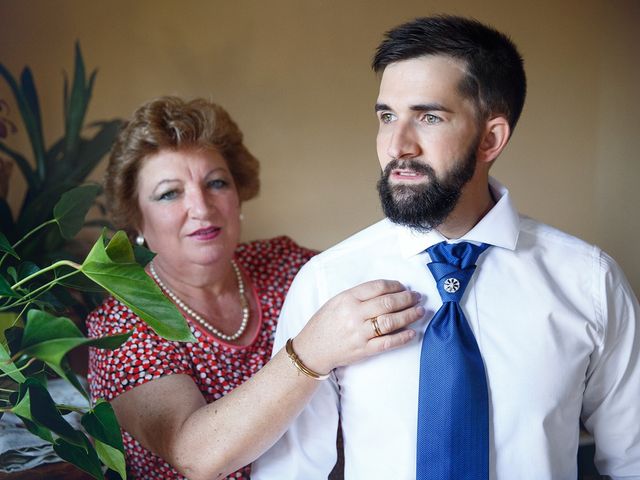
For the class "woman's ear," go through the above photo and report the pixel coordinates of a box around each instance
[477,116,511,165]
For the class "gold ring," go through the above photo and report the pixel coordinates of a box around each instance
[370,317,383,337]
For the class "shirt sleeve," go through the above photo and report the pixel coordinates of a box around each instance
[252,259,341,479]
[582,251,640,479]
[87,298,193,402]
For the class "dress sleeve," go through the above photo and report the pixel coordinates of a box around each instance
[582,251,640,479]
[252,259,341,479]
[87,298,193,402]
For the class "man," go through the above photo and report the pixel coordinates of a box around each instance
[252,15,640,480]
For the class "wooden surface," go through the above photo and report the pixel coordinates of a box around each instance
[0,462,93,480]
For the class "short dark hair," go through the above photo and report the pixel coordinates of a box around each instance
[105,96,260,233]
[372,15,527,131]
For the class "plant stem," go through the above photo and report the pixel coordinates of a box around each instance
[0,252,8,268]
[3,269,81,311]
[10,219,57,251]
[56,403,87,414]
[11,259,81,291]
[7,355,36,369]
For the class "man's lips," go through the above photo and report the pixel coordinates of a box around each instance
[390,169,427,181]
[188,226,221,239]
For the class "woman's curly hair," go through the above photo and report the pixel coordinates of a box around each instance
[104,96,260,234]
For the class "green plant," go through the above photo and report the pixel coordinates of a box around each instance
[0,185,195,479]
[0,42,121,266]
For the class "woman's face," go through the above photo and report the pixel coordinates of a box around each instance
[136,147,241,270]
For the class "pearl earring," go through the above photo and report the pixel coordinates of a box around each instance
[135,234,145,246]
[239,213,245,221]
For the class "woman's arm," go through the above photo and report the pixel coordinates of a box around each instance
[110,279,422,480]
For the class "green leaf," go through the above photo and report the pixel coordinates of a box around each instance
[13,378,84,445]
[94,439,126,479]
[0,312,21,345]
[133,244,155,267]
[82,261,193,341]
[65,120,121,185]
[105,231,136,263]
[0,63,44,191]
[0,341,25,383]
[20,311,131,397]
[0,198,15,238]
[0,232,19,259]
[20,67,46,180]
[58,272,104,293]
[0,140,39,193]
[57,356,90,399]
[54,436,105,480]
[22,310,83,349]
[53,184,101,239]
[22,334,131,364]
[15,184,68,237]
[17,261,39,280]
[64,42,90,163]
[45,137,65,178]
[81,400,124,451]
[81,232,193,342]
[23,417,55,443]
[0,273,19,298]
[6,267,17,282]
[4,325,23,355]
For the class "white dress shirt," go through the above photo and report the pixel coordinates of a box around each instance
[252,179,640,480]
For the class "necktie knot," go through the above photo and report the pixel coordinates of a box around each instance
[426,241,489,303]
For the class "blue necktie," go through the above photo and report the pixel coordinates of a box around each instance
[416,241,491,480]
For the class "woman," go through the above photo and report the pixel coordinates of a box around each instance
[87,97,422,479]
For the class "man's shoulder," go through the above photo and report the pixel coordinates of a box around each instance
[311,218,398,265]
[518,215,598,255]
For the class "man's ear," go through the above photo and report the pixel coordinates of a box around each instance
[477,116,510,164]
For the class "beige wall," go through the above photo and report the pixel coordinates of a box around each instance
[1,0,639,294]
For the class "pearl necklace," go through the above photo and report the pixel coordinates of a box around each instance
[149,260,250,342]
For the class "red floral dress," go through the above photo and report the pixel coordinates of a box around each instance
[87,237,316,479]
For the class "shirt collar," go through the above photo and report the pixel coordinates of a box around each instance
[395,177,520,258]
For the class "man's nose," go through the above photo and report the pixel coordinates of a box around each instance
[387,123,420,159]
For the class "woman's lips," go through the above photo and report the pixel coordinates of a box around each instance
[188,226,221,240]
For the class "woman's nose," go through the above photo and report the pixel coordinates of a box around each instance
[187,188,213,218]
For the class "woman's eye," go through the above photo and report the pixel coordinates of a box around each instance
[158,190,178,201]
[207,179,228,189]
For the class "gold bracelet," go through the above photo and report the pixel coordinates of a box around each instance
[285,338,330,381]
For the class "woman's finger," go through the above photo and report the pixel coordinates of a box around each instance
[371,304,424,336]
[348,279,407,301]
[358,289,421,320]
[366,328,417,354]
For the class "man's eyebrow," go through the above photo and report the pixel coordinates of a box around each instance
[374,102,453,113]
[410,103,453,113]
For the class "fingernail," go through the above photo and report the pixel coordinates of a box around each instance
[412,291,422,301]
[416,305,425,316]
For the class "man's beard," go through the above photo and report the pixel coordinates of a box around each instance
[376,144,478,232]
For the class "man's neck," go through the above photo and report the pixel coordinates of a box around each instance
[436,182,495,239]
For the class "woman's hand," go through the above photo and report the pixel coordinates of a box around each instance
[291,279,423,375]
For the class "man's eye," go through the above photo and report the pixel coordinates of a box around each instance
[423,114,441,124]
[208,179,228,189]
[379,113,395,124]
